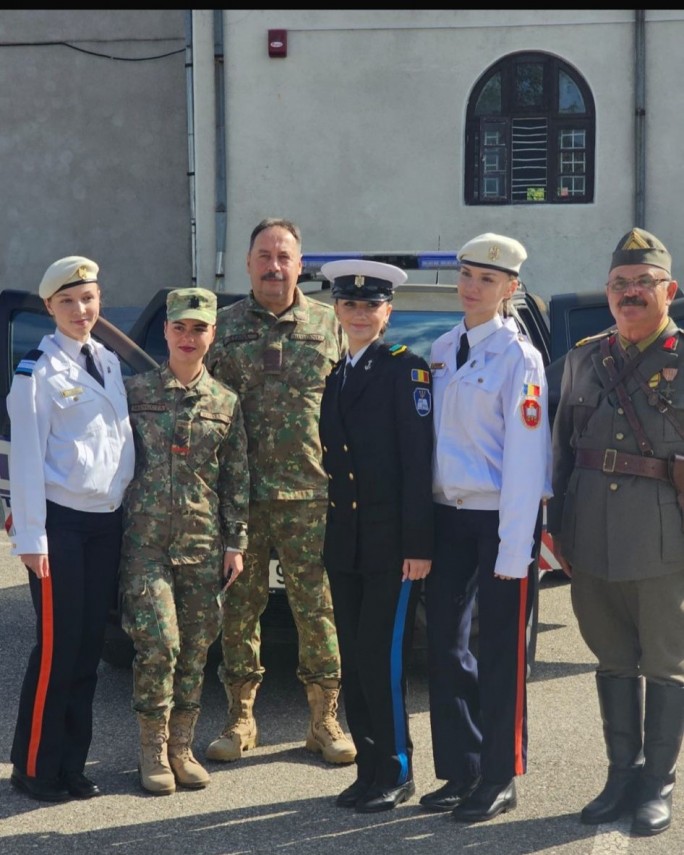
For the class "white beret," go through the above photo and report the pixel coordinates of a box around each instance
[458,233,527,276]
[39,255,99,299]
[321,259,407,302]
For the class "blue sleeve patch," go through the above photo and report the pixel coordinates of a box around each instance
[414,387,432,416]
[14,348,44,377]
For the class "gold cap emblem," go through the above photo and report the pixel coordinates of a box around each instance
[77,265,89,280]
[354,275,365,288]
[488,245,501,262]
[621,229,651,250]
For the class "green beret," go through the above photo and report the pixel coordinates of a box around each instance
[610,227,671,274]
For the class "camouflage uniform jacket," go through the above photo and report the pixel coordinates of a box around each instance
[207,288,346,502]
[122,363,249,564]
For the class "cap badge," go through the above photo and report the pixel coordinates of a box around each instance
[189,296,200,308]
[622,229,650,250]
[488,245,500,262]
[354,275,365,288]
[77,265,88,280]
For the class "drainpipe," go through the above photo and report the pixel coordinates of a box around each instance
[214,10,227,292]
[184,11,197,285]
[634,9,646,228]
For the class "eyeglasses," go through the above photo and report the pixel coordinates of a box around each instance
[605,275,671,293]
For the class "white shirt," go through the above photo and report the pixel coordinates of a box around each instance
[430,315,552,578]
[7,330,135,554]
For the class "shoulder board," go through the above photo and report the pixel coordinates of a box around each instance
[388,343,408,357]
[14,348,44,377]
[573,329,615,349]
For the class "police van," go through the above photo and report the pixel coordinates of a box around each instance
[0,252,581,670]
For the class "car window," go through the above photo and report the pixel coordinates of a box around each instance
[385,310,462,361]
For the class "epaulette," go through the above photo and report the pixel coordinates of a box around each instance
[14,349,44,377]
[388,343,408,357]
[573,329,615,349]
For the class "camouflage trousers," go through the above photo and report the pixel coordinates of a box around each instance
[219,499,341,686]
[121,556,222,717]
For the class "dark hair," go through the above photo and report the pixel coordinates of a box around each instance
[249,218,302,251]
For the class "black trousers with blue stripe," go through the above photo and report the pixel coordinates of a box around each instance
[327,567,420,788]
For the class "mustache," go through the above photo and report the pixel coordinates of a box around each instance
[619,295,647,307]
[261,272,285,281]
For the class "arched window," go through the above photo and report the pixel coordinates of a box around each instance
[464,52,595,205]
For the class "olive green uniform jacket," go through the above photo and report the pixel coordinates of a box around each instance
[547,319,684,581]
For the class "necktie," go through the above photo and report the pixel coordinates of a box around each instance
[81,343,105,386]
[456,332,470,369]
[341,359,352,388]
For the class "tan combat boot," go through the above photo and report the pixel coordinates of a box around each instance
[167,709,211,789]
[205,679,260,762]
[137,713,176,795]
[305,679,356,765]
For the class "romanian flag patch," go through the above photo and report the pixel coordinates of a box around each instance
[411,368,430,383]
[522,383,541,397]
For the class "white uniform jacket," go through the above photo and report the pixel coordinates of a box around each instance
[7,331,134,555]
[431,315,552,578]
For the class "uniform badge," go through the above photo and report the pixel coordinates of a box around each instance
[522,382,541,397]
[430,362,445,370]
[411,368,430,383]
[354,275,365,288]
[61,386,84,398]
[521,397,542,428]
[414,387,432,417]
[648,373,661,389]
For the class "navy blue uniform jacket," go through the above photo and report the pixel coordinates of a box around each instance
[319,340,434,574]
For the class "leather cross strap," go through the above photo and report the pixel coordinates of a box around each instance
[575,447,669,481]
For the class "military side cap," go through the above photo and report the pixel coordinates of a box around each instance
[458,232,527,276]
[166,287,217,323]
[39,255,99,299]
[610,227,671,274]
[320,259,407,302]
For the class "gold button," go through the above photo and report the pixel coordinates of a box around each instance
[331,501,336,508]
[349,472,354,480]
[457,499,463,505]
[609,483,619,491]
[352,501,357,509]
[617,408,624,415]
[323,445,327,452]
[615,433,624,441]
[343,444,348,452]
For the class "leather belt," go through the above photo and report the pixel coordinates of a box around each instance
[575,448,669,481]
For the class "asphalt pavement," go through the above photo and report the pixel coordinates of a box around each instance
[1,530,683,855]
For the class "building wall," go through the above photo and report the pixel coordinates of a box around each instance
[206,9,684,300]
[1,10,683,307]
[0,9,189,306]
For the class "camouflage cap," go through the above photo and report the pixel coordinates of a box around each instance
[39,255,99,299]
[610,227,672,274]
[166,287,217,323]
[458,233,527,276]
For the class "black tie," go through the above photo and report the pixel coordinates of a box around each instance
[456,332,470,369]
[81,343,104,386]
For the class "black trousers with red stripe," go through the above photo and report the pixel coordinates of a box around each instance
[424,503,540,785]
[11,501,122,780]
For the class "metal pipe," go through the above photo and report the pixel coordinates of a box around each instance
[634,9,646,227]
[184,11,197,285]
[213,9,227,292]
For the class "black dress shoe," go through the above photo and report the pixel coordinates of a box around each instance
[61,772,102,799]
[336,778,373,808]
[451,779,516,822]
[10,767,69,803]
[355,779,415,813]
[420,777,482,812]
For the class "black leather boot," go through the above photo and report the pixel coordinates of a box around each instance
[632,682,684,837]
[581,674,644,825]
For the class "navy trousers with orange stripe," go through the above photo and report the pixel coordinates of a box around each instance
[11,501,122,780]
[425,503,540,785]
